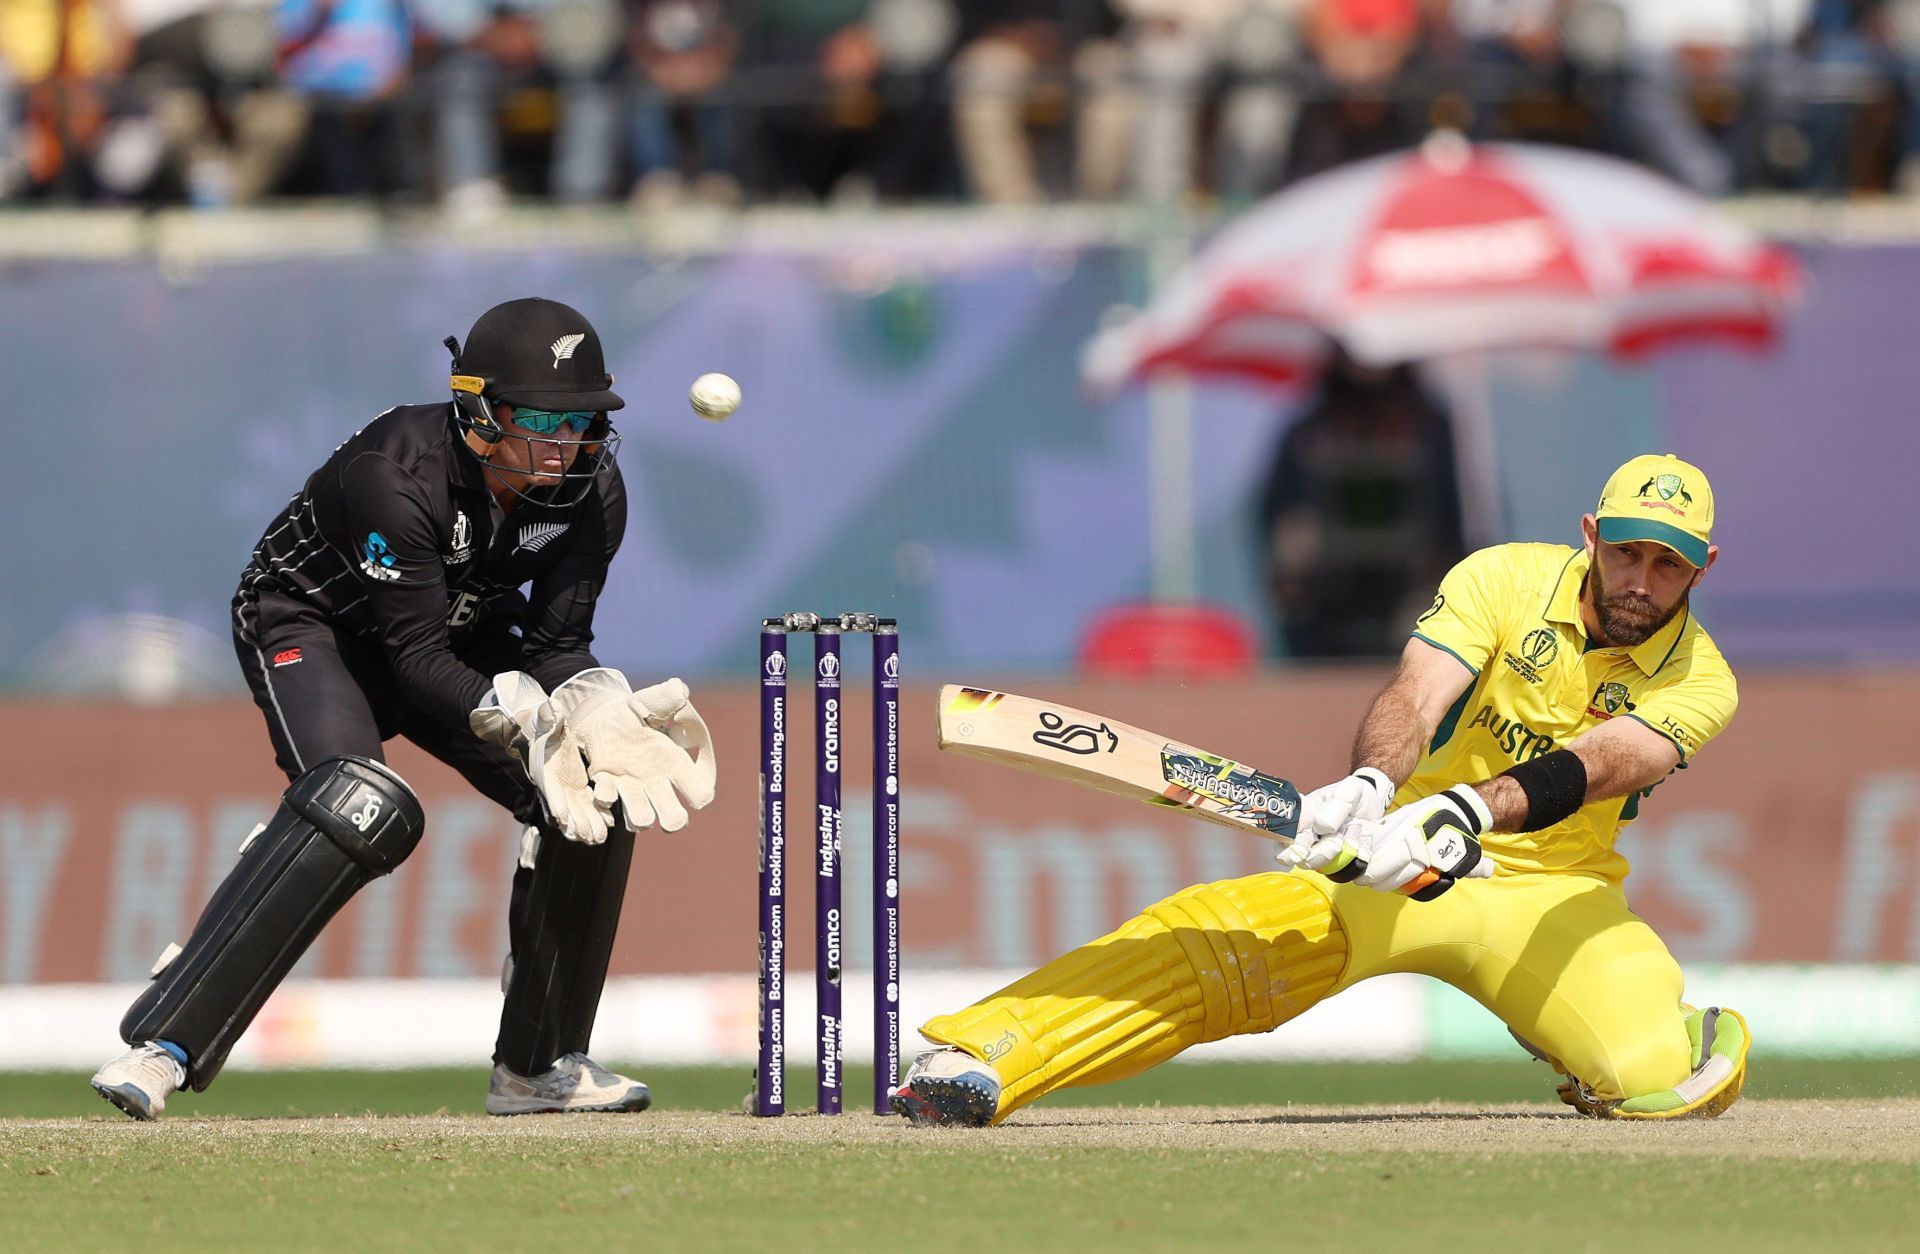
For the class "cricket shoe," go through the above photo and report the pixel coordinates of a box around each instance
[485,1052,652,1116]
[91,1042,186,1121]
[888,1048,1001,1127]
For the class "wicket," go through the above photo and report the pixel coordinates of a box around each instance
[756,612,901,1116]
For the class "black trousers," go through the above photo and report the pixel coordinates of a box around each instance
[230,595,631,1074]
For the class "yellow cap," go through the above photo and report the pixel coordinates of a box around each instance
[1594,454,1714,567]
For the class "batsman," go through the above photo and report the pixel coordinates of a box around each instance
[91,298,716,1119]
[893,454,1748,1124]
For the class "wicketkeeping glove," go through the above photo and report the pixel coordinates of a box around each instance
[549,669,717,835]
[1326,786,1495,899]
[469,671,612,845]
[1275,767,1395,871]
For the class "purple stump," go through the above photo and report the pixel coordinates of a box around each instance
[814,626,843,1114]
[872,622,901,1113]
[755,623,788,1117]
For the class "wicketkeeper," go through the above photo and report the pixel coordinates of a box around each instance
[892,454,1749,1125]
[91,298,716,1119]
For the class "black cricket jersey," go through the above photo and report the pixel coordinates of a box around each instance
[233,403,627,731]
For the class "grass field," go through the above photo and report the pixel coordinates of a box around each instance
[6,1061,1920,1251]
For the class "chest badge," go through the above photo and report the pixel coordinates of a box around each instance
[446,510,474,565]
[1586,681,1635,720]
[1501,627,1559,684]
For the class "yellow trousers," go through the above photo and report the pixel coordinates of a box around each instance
[920,869,1692,1121]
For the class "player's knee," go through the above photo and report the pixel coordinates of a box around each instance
[1138,873,1347,1039]
[1614,1006,1751,1120]
[286,755,426,873]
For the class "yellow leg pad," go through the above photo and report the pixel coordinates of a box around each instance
[1613,1006,1751,1120]
[920,873,1346,1121]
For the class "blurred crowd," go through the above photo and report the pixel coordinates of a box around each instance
[4,0,1920,209]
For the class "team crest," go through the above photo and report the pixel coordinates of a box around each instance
[1636,473,1693,507]
[1587,681,1634,719]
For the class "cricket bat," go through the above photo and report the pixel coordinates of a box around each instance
[936,685,1301,843]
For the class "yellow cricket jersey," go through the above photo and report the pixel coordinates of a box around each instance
[1405,543,1737,882]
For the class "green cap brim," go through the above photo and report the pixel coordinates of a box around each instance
[1596,517,1708,567]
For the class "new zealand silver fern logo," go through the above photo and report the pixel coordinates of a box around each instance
[550,333,586,367]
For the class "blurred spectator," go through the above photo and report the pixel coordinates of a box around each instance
[1796,0,1920,194]
[947,0,1125,203]
[275,0,413,197]
[1255,345,1466,659]
[1116,0,1305,206]
[0,0,136,198]
[1286,0,1431,180]
[133,1,309,206]
[744,0,957,202]
[424,0,624,214]
[627,0,740,207]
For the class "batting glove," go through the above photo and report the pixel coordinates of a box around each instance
[551,670,717,835]
[470,672,612,845]
[1331,786,1495,899]
[1276,767,1395,871]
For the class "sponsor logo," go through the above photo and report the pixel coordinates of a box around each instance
[765,698,785,798]
[359,531,400,581]
[1417,594,1445,625]
[512,521,570,555]
[1159,751,1299,833]
[822,697,839,773]
[1368,217,1561,288]
[1467,704,1559,762]
[818,802,841,877]
[1032,711,1118,756]
[1586,681,1635,720]
[1502,627,1560,683]
[550,333,586,367]
[819,1015,840,1089]
[1636,472,1694,515]
[271,648,303,667]
[447,590,482,628]
[1659,714,1695,750]
[446,510,473,565]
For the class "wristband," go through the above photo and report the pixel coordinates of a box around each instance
[1502,749,1589,832]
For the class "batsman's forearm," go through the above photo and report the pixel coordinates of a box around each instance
[1349,684,1434,786]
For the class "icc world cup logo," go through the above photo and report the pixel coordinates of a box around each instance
[882,654,900,683]
[764,651,786,679]
[818,653,840,681]
[1520,628,1558,667]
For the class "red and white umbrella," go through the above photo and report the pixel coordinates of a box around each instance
[1083,134,1799,393]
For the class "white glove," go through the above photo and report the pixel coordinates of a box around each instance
[550,670,717,835]
[1335,786,1497,898]
[1276,767,1395,871]
[469,672,612,845]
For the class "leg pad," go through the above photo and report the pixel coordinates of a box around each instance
[921,872,1346,1121]
[121,756,423,1088]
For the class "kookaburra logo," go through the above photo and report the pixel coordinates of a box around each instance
[1033,711,1118,755]
[1636,473,1693,506]
[550,333,585,367]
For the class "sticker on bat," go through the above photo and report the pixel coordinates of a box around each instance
[1157,750,1301,836]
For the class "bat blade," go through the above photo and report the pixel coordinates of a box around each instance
[937,685,1301,843]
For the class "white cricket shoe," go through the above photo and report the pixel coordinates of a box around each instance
[888,1048,1001,1127]
[485,1052,652,1116]
[91,1042,186,1121]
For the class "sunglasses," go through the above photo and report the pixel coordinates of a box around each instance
[513,408,596,435]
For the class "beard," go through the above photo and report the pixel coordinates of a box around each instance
[1585,561,1689,647]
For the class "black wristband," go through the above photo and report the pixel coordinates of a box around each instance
[1501,750,1588,833]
